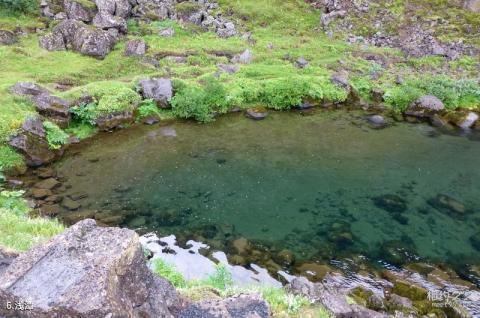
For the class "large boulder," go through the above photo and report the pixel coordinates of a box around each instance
[287,277,388,318]
[8,117,61,167]
[64,0,97,22]
[0,30,17,45]
[40,19,117,59]
[0,219,181,318]
[139,78,173,108]
[405,95,445,118]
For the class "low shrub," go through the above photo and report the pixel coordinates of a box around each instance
[43,121,69,149]
[152,258,187,288]
[171,78,229,122]
[136,99,160,119]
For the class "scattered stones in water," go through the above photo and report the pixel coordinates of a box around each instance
[68,191,88,201]
[62,209,97,224]
[61,197,81,211]
[326,222,354,247]
[245,107,268,120]
[34,177,61,190]
[231,237,251,255]
[31,188,52,200]
[427,194,468,217]
[372,194,407,214]
[36,167,56,179]
[294,262,333,282]
[273,249,295,267]
[40,204,61,216]
[216,158,227,165]
[160,127,177,137]
[114,185,131,193]
[143,116,159,125]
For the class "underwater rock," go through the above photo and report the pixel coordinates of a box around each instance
[245,107,268,120]
[380,240,419,266]
[231,237,251,255]
[31,188,52,200]
[327,222,355,247]
[273,249,295,267]
[295,263,333,282]
[61,197,81,211]
[372,194,407,213]
[34,177,61,190]
[40,203,61,216]
[427,194,468,217]
[367,115,388,129]
[62,209,97,224]
[36,167,56,179]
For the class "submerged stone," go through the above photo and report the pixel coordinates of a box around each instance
[470,232,480,251]
[427,194,468,217]
[372,194,407,214]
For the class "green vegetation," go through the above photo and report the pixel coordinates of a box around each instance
[0,0,37,14]
[0,188,64,251]
[44,121,69,149]
[152,258,331,317]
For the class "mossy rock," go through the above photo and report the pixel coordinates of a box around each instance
[71,0,97,10]
[391,281,427,301]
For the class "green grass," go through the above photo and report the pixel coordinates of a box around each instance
[0,189,64,251]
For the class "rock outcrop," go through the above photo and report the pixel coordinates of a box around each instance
[139,78,173,108]
[0,30,17,45]
[0,219,182,318]
[8,117,63,167]
[40,19,117,59]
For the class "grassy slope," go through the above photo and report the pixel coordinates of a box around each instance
[0,0,478,250]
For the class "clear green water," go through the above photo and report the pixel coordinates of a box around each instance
[54,110,480,274]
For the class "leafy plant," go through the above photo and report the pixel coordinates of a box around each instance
[152,258,187,288]
[43,121,69,149]
[137,99,160,119]
[0,189,27,216]
[171,78,229,122]
[202,264,233,291]
[70,102,98,125]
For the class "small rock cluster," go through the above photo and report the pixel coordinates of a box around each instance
[39,0,237,58]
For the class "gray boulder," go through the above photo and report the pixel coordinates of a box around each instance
[159,27,175,37]
[406,95,445,118]
[330,72,350,89]
[457,112,479,130]
[287,277,387,318]
[93,11,128,33]
[295,57,309,68]
[95,0,132,17]
[232,49,253,64]
[64,0,97,22]
[217,63,240,75]
[9,82,49,96]
[0,219,181,318]
[124,38,147,56]
[178,294,270,318]
[216,22,236,38]
[245,107,268,120]
[139,78,173,108]
[40,19,117,59]
[132,0,176,20]
[0,30,17,45]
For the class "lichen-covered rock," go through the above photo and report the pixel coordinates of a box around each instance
[159,26,175,37]
[40,19,117,59]
[124,38,147,56]
[132,0,176,20]
[64,0,97,22]
[0,219,181,318]
[464,0,480,13]
[95,0,132,17]
[0,30,17,45]
[139,78,173,108]
[93,11,127,32]
[406,95,445,118]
